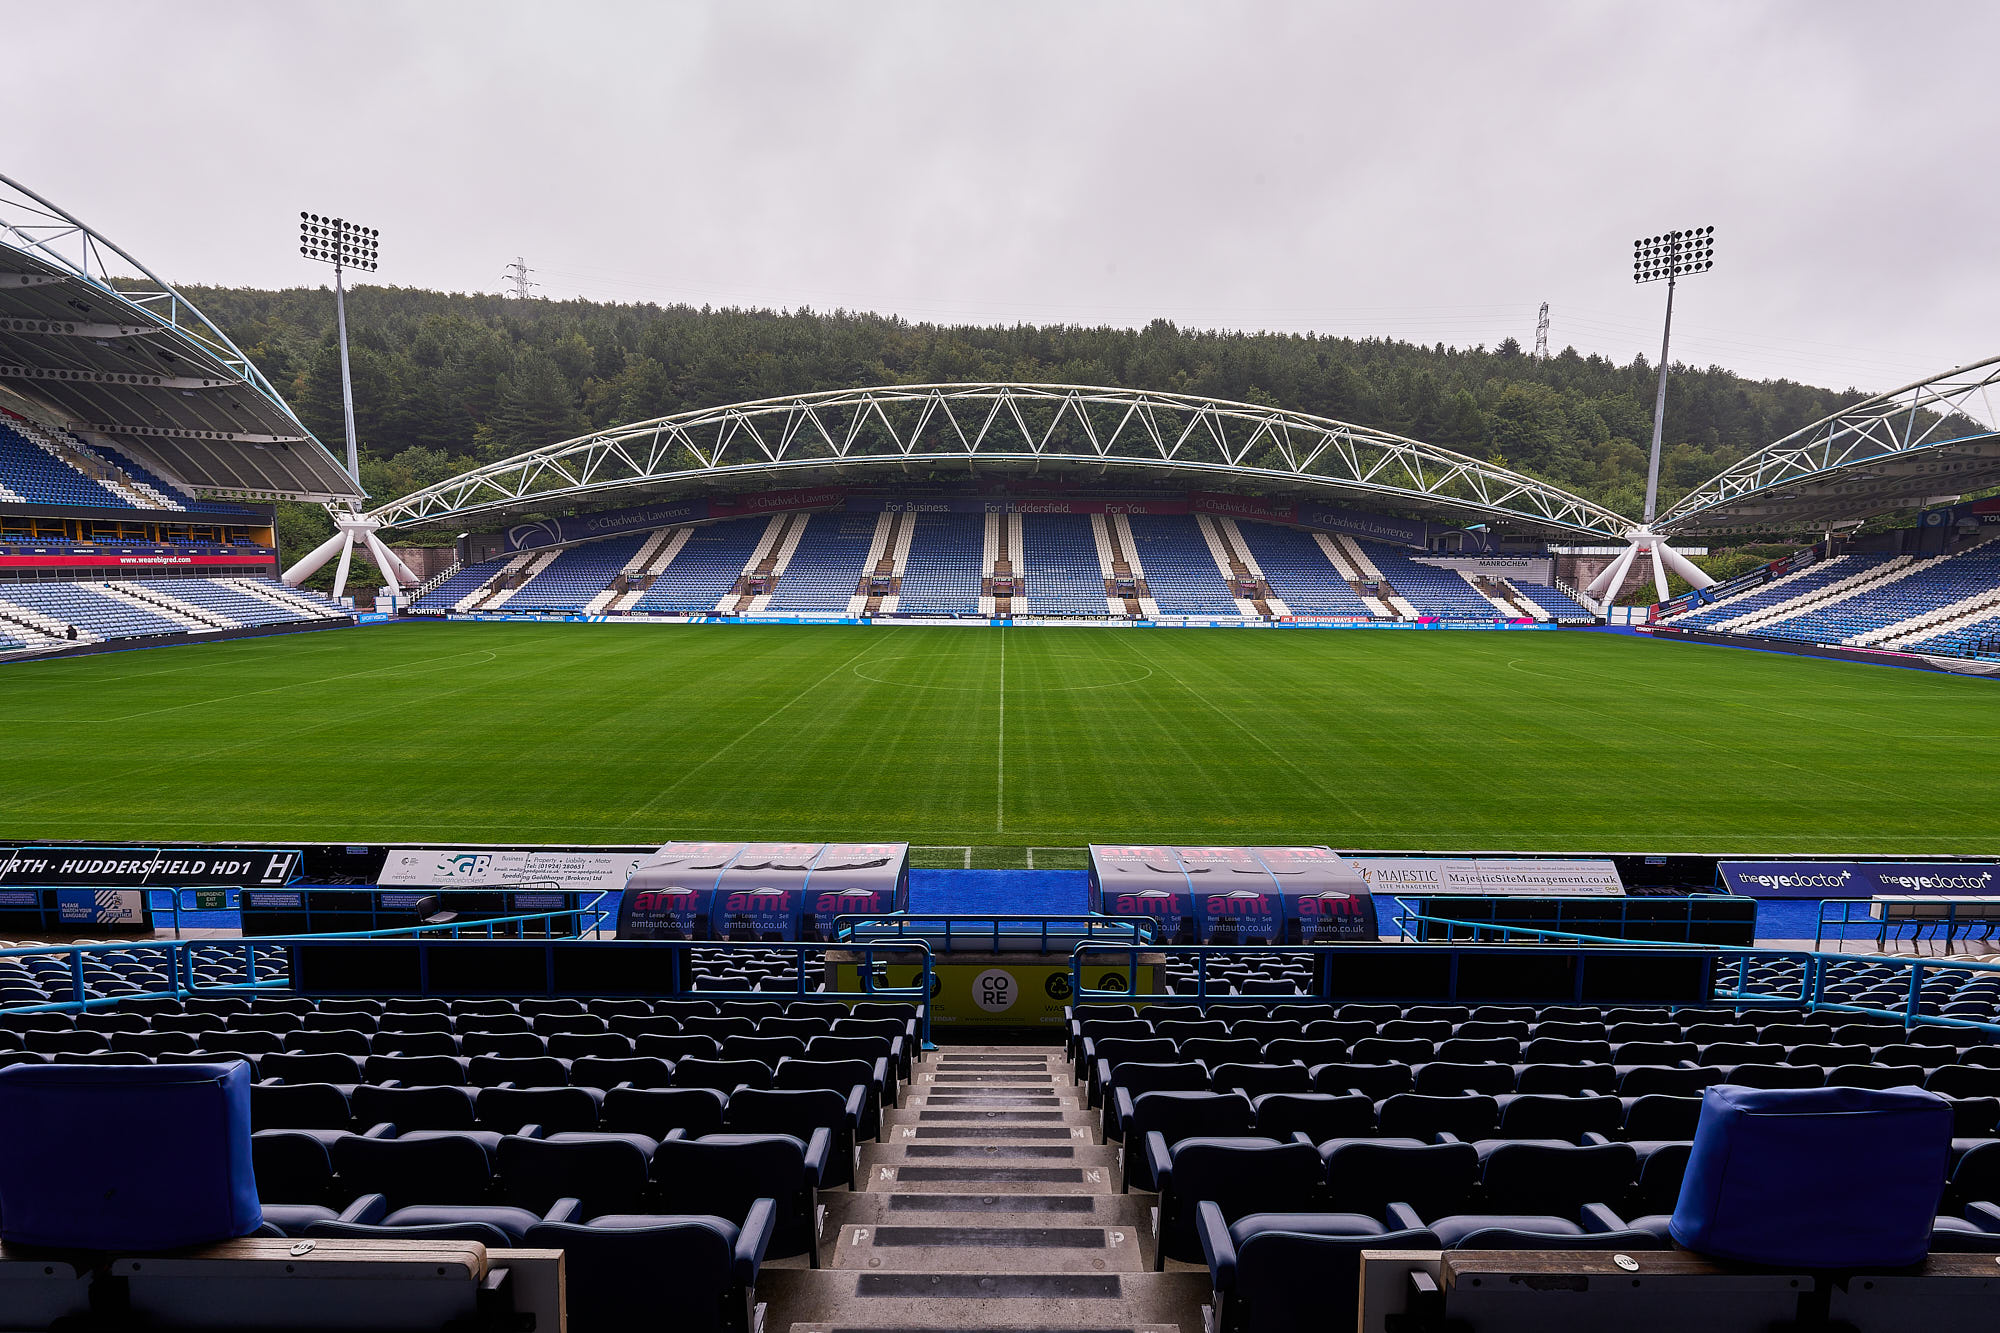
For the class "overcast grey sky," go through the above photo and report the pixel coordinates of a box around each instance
[8,1,1994,394]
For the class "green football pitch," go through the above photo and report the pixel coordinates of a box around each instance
[0,621,1995,854]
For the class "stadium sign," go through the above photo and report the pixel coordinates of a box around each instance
[505,499,710,551]
[1351,857,1624,895]
[1718,861,2000,899]
[377,848,649,892]
[0,845,303,887]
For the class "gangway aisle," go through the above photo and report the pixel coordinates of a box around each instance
[764,1044,1205,1333]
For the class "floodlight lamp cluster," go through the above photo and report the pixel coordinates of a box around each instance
[298,212,380,271]
[1633,226,1715,283]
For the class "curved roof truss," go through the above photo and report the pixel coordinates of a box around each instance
[367,382,1630,539]
[1657,354,2000,535]
[0,174,359,501]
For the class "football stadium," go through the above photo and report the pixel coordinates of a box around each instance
[7,10,2000,1331]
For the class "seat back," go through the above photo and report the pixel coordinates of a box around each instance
[570,1056,677,1090]
[497,1134,649,1215]
[331,1133,493,1208]
[523,1217,738,1333]
[601,1086,728,1139]
[1321,1139,1478,1216]
[478,1086,601,1134]
[1481,1141,1639,1214]
[0,1062,262,1248]
[1251,1092,1373,1142]
[352,1083,478,1131]
[250,1129,337,1204]
[1671,1085,1951,1266]
[1160,1137,1324,1261]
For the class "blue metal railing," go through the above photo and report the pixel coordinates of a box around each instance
[1069,905,2000,1037]
[1388,892,1753,945]
[1815,897,2000,954]
[835,911,1156,955]
[197,882,616,940]
[0,908,938,1042]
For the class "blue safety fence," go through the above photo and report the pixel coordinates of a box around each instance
[836,911,1155,955]
[1070,905,2000,1038]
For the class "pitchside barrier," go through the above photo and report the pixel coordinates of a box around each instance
[435,610,1567,630]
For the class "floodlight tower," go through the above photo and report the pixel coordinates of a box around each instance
[298,213,378,486]
[285,213,418,604]
[1584,226,1720,610]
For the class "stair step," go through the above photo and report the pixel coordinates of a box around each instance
[766,1269,1209,1330]
[865,1163,1114,1192]
[829,1222,1145,1274]
[865,1143,1119,1167]
[825,1194,1150,1228]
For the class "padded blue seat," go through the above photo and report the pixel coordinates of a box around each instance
[1672,1085,1953,1266]
[0,1061,262,1248]
[1320,1137,1478,1216]
[1199,1204,1436,1333]
[525,1199,775,1333]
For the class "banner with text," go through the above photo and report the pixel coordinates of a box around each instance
[1351,857,1625,895]
[1718,861,2000,899]
[0,846,304,888]
[378,848,651,893]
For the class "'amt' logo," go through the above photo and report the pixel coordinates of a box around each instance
[1206,891,1274,915]
[1114,892,1185,915]
[1295,891,1361,917]
[725,890,794,911]
[814,891,885,912]
[635,889,700,911]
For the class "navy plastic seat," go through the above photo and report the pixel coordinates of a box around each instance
[1251,1091,1373,1142]
[498,1133,652,1216]
[525,1200,775,1333]
[1199,1205,1436,1333]
[1319,1138,1478,1216]
[477,1085,602,1135]
[330,1131,494,1208]
[569,1055,676,1090]
[1122,1091,1255,1191]
[653,1131,830,1264]
[1148,1136,1324,1266]
[602,1086,728,1140]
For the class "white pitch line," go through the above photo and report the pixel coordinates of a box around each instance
[995,628,1006,833]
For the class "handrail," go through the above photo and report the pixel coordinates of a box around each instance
[1814,896,2000,954]
[0,929,938,1043]
[155,881,614,941]
[1388,892,1750,945]
[1067,910,2000,1036]
[833,911,1156,955]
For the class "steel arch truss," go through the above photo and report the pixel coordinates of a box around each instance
[0,174,315,441]
[367,382,1631,538]
[1657,354,2000,534]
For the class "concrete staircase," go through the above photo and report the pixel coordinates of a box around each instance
[762,1044,1204,1333]
[1193,515,1266,618]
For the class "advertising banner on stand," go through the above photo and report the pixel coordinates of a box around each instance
[1718,861,2000,899]
[1350,857,1624,895]
[377,848,650,893]
[0,846,303,888]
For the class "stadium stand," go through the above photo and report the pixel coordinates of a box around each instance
[633,517,768,614]
[1659,538,2000,659]
[1357,542,1504,619]
[1018,512,1110,615]
[0,581,197,638]
[0,413,252,516]
[1125,514,1241,615]
[1505,579,1596,621]
[766,511,877,612]
[1233,522,1373,615]
[1749,540,2000,645]
[893,512,984,614]
[0,416,128,509]
[414,555,512,611]
[503,533,651,613]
